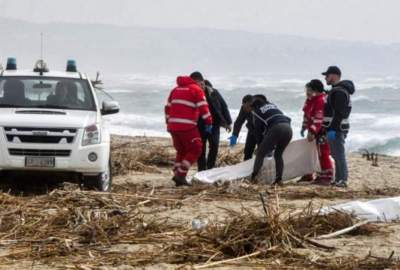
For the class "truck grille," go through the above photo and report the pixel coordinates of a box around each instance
[8,149,71,157]
[4,127,77,144]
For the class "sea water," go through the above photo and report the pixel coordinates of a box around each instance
[100,73,400,157]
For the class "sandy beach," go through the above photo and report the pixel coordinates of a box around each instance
[0,135,399,269]
[2,2,400,269]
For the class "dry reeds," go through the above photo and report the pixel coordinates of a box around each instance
[111,136,174,175]
[279,185,400,201]
[0,143,398,270]
[164,192,382,265]
[216,146,243,167]
[0,188,397,269]
[0,189,185,265]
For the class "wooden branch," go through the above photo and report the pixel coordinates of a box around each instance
[315,220,370,240]
[259,193,269,217]
[305,238,336,250]
[193,251,261,269]
[136,200,152,206]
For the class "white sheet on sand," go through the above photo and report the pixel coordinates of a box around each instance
[192,139,320,185]
[192,139,400,223]
[322,197,400,222]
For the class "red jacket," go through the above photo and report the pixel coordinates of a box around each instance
[165,76,213,132]
[302,93,325,135]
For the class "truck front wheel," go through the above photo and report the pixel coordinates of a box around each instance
[82,158,112,192]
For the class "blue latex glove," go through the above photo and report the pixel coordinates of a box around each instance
[205,125,213,134]
[327,130,337,141]
[229,135,238,146]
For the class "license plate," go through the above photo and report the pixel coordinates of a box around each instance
[25,156,55,168]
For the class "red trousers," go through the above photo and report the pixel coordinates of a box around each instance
[303,139,333,182]
[317,140,334,181]
[170,128,203,177]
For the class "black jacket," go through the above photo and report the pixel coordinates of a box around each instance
[323,80,355,133]
[252,102,291,144]
[198,86,232,131]
[232,107,254,137]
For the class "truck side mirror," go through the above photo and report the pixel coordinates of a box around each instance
[101,100,120,115]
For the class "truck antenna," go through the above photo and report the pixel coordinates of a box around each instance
[40,32,44,61]
[35,33,48,75]
[91,72,115,100]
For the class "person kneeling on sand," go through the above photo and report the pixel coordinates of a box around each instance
[299,80,334,185]
[164,72,213,186]
[250,96,293,185]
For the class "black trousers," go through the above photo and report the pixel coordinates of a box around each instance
[253,123,293,182]
[198,126,220,171]
[244,131,257,161]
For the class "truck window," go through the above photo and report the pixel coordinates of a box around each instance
[0,77,96,111]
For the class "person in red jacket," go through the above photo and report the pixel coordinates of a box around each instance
[300,79,333,185]
[165,72,213,186]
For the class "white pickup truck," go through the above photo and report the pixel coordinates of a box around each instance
[0,58,119,191]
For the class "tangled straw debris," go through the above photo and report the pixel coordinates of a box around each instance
[162,192,386,268]
[216,146,243,167]
[0,185,397,269]
[111,136,174,175]
[111,136,244,176]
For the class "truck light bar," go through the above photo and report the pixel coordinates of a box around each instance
[6,57,17,70]
[66,59,77,72]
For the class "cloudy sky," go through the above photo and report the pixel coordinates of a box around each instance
[0,0,399,43]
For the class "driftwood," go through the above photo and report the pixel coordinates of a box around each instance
[0,162,395,270]
[193,250,262,269]
[315,220,370,240]
[361,149,380,167]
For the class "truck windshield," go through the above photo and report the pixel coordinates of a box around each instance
[0,77,96,111]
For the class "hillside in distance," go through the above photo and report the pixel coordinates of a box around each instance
[0,18,399,75]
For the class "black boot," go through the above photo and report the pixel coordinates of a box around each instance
[172,176,179,186]
[250,172,258,184]
[173,175,191,187]
[272,179,283,187]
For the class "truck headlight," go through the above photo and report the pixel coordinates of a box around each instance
[82,124,101,146]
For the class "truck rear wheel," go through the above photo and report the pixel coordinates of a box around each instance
[82,158,112,192]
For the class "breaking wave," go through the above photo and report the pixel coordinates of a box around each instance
[103,73,400,156]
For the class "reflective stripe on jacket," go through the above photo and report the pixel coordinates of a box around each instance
[165,76,213,131]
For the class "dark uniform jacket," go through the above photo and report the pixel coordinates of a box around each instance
[323,80,355,133]
[198,86,232,132]
[232,107,254,137]
[252,102,291,144]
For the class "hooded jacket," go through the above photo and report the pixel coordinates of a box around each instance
[302,93,326,135]
[198,85,232,132]
[165,76,213,132]
[323,80,356,133]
